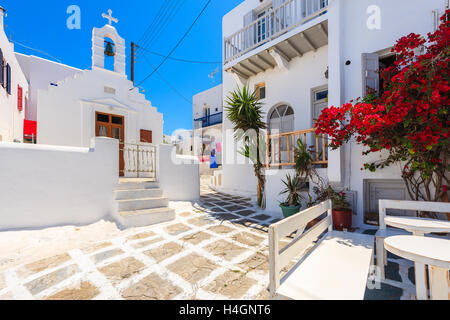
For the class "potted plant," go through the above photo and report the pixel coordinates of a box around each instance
[328,187,352,231]
[279,174,304,218]
[312,185,352,231]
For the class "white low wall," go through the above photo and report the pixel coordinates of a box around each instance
[157,144,200,202]
[265,169,297,219]
[264,168,328,219]
[0,137,118,231]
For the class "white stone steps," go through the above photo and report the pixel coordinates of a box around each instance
[119,207,175,228]
[117,197,169,212]
[116,181,159,190]
[114,188,163,200]
[114,179,174,229]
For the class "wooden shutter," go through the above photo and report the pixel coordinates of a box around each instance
[361,53,379,96]
[0,49,3,87]
[6,63,11,94]
[17,85,23,112]
[140,130,152,143]
[243,10,256,49]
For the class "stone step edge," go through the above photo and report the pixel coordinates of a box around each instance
[120,207,175,217]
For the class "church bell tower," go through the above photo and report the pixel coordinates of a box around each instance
[92,9,126,75]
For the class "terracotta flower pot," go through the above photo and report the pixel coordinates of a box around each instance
[332,209,352,231]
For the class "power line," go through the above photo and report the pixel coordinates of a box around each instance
[138,0,179,53]
[136,0,212,88]
[137,0,172,50]
[136,45,221,64]
[139,0,185,54]
[12,40,62,63]
[141,53,192,105]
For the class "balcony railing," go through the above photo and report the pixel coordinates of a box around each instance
[194,112,223,129]
[224,0,328,64]
[266,128,328,168]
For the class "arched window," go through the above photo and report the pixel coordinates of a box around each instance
[269,104,294,154]
[268,104,294,134]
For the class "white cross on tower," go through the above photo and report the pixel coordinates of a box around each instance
[102,9,118,25]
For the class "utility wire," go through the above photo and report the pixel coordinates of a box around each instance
[136,45,221,64]
[137,0,172,51]
[138,0,179,53]
[11,40,62,63]
[139,0,185,54]
[136,0,212,88]
[141,53,192,105]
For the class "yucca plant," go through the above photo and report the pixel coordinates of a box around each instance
[225,86,267,208]
[280,174,305,207]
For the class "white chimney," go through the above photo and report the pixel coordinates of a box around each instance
[0,6,5,30]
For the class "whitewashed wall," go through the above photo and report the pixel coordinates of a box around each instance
[157,144,200,201]
[193,84,223,123]
[0,23,28,142]
[15,54,82,122]
[0,137,118,231]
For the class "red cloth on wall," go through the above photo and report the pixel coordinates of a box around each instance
[17,85,23,112]
[24,120,37,136]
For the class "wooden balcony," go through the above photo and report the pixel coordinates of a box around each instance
[266,128,328,168]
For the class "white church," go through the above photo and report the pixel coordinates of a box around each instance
[0,8,199,231]
[16,10,164,176]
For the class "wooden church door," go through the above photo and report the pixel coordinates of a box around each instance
[95,112,125,176]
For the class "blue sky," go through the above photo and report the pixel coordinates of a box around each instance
[3,0,242,135]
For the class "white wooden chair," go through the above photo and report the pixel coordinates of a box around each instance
[269,200,375,300]
[375,200,450,280]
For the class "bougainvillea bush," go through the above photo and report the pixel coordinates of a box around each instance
[315,10,450,206]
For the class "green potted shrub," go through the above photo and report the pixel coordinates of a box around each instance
[279,174,304,218]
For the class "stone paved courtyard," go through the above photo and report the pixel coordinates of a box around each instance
[0,181,418,300]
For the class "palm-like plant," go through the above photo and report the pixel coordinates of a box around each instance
[280,174,305,207]
[225,86,267,208]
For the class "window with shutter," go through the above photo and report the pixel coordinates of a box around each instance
[0,49,3,87]
[18,85,23,112]
[361,53,379,97]
[6,64,11,94]
[243,10,256,49]
[140,130,152,143]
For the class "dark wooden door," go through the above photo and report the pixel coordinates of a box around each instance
[95,112,125,176]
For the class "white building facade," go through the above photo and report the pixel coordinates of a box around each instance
[0,7,28,143]
[193,84,223,167]
[220,0,448,226]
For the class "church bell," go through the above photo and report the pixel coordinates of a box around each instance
[104,41,115,57]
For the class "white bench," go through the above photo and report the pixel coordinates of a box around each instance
[269,200,375,300]
[375,200,450,280]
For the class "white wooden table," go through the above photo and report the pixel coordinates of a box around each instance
[384,216,450,299]
[385,236,450,300]
[384,216,450,236]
